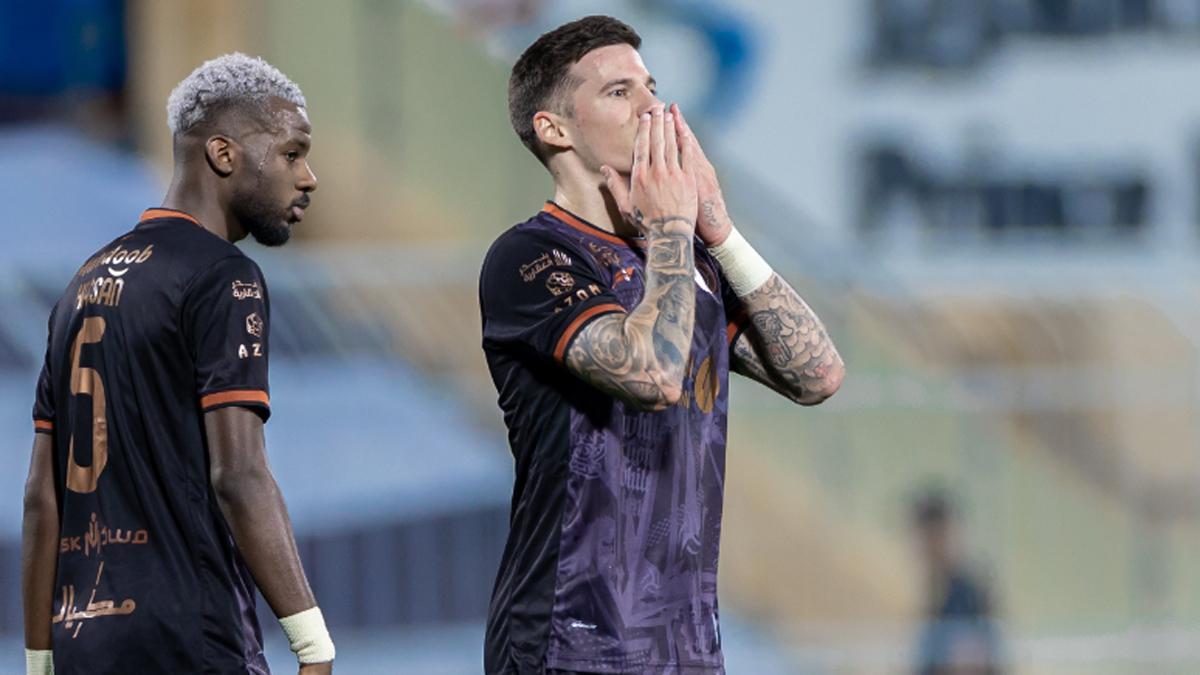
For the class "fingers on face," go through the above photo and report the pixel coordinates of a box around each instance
[664,104,695,173]
[650,104,666,168]
[633,111,652,175]
[672,103,691,138]
[671,103,689,150]
[664,108,681,171]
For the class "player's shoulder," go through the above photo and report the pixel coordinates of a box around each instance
[180,248,265,307]
[482,210,589,277]
[486,211,576,255]
[147,219,265,287]
[79,209,260,283]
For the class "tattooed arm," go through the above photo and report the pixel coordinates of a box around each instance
[567,221,696,410]
[565,104,699,411]
[669,103,843,405]
[730,274,844,405]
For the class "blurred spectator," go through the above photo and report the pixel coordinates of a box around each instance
[911,488,1005,675]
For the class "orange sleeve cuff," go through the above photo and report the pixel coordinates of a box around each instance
[553,303,627,364]
[200,389,270,410]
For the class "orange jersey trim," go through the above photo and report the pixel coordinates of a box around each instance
[727,310,750,346]
[34,419,53,432]
[541,202,639,248]
[140,208,200,226]
[200,389,270,409]
[554,303,627,364]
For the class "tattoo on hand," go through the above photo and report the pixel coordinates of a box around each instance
[701,200,725,229]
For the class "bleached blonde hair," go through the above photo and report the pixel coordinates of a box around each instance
[166,52,306,134]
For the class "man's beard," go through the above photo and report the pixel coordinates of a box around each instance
[231,180,293,247]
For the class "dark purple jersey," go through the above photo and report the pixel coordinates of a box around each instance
[32,209,273,674]
[480,203,748,674]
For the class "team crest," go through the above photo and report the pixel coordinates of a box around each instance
[245,313,264,338]
[546,271,575,296]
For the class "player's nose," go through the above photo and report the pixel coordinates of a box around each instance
[298,164,317,193]
[638,99,664,119]
[636,84,662,117]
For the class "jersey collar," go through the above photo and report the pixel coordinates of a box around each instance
[541,201,643,248]
[138,208,200,226]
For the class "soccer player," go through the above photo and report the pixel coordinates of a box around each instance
[479,15,845,675]
[21,54,334,675]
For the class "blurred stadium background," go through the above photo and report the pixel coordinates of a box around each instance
[5,1,1200,673]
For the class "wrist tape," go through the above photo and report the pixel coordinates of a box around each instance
[279,607,335,664]
[707,227,773,297]
[26,649,53,675]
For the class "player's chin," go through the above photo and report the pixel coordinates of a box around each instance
[250,220,293,247]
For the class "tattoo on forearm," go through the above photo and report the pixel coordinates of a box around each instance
[590,322,630,371]
[733,273,843,403]
[647,215,696,231]
[567,227,696,409]
[731,333,771,382]
[648,237,690,274]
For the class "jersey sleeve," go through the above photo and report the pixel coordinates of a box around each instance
[480,231,627,365]
[182,255,272,420]
[32,309,55,435]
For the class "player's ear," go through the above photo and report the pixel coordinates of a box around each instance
[533,111,572,152]
[204,135,239,178]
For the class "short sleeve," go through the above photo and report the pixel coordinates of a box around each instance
[182,255,272,420]
[480,231,627,364]
[32,310,55,435]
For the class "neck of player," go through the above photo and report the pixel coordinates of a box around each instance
[161,170,247,244]
[552,168,641,239]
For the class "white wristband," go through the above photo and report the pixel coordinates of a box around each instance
[707,227,774,297]
[278,607,335,664]
[26,649,53,675]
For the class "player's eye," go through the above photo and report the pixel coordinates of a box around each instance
[285,151,299,162]
[610,88,626,97]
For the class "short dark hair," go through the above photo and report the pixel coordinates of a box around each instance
[508,15,641,163]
